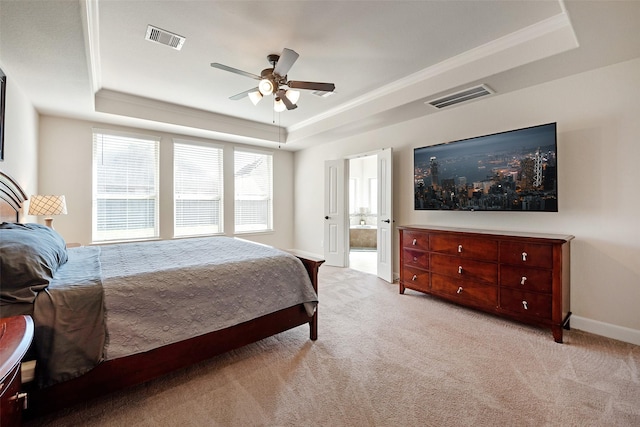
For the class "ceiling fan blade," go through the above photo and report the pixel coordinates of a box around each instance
[276,89,298,110]
[229,87,259,100]
[288,81,335,92]
[273,48,299,77]
[210,63,261,80]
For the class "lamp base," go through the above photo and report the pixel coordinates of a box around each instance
[44,218,54,229]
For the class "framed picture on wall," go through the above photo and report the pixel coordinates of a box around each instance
[0,68,6,161]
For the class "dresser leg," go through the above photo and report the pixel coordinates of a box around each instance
[399,283,405,294]
[552,326,563,343]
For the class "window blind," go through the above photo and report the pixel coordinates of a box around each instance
[234,149,273,233]
[174,141,224,236]
[92,130,159,242]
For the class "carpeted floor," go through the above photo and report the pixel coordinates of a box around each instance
[25,265,640,426]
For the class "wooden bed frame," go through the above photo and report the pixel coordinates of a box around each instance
[0,170,323,417]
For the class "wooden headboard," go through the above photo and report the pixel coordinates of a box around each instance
[0,170,27,222]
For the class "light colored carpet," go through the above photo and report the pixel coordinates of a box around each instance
[26,266,640,426]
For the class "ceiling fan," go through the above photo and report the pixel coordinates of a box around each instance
[211,48,335,112]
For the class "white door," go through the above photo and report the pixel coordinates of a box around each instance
[324,159,348,267]
[377,148,394,282]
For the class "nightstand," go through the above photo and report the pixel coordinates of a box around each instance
[66,243,82,248]
[0,316,34,427]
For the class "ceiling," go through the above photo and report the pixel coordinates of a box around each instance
[1,1,639,151]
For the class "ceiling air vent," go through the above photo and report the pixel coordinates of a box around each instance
[145,25,185,50]
[426,84,494,109]
[311,90,335,98]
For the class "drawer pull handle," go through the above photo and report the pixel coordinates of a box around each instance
[412,275,417,281]
[522,252,528,262]
[522,300,528,310]
[413,256,418,262]
[412,239,417,246]
[521,276,527,285]
[9,392,28,410]
[458,266,463,274]
[458,244,463,253]
[457,286,463,294]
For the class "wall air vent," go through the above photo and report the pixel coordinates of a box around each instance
[426,84,494,109]
[145,25,185,50]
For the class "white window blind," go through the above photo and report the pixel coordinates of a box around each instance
[92,130,159,242]
[234,149,273,233]
[174,141,224,236]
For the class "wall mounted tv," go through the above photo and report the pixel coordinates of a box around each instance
[414,122,558,212]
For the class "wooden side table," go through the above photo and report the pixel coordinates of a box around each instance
[0,316,34,427]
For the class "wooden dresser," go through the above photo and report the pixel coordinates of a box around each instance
[398,225,573,342]
[1,316,34,427]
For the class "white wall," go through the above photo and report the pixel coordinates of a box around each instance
[0,68,38,217]
[38,116,296,249]
[294,58,640,344]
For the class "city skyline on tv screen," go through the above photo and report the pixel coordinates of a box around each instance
[414,123,558,211]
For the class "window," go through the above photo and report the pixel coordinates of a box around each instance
[234,149,273,233]
[349,178,358,214]
[92,130,159,242]
[174,141,224,236]
[369,178,378,214]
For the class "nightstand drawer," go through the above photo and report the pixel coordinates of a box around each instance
[0,364,22,426]
[0,316,34,427]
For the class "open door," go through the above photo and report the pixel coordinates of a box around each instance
[377,148,393,282]
[324,159,348,267]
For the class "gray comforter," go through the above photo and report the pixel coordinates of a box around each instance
[32,237,318,387]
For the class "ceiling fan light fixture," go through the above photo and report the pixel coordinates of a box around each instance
[248,91,263,105]
[274,97,287,112]
[285,89,300,105]
[259,79,274,96]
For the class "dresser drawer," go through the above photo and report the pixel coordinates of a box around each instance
[499,242,553,268]
[500,288,552,319]
[402,248,429,269]
[500,265,552,293]
[429,234,498,261]
[431,274,498,308]
[430,253,497,283]
[401,266,430,292]
[402,231,429,251]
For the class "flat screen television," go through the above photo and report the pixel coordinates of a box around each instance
[414,122,558,211]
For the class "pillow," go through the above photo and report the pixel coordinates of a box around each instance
[0,222,68,304]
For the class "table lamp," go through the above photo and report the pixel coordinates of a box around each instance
[28,195,67,228]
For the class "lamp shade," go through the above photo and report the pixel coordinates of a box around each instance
[28,195,67,216]
[274,97,286,112]
[285,89,300,104]
[258,79,274,96]
[248,90,263,106]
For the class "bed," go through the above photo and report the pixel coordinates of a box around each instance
[0,170,323,416]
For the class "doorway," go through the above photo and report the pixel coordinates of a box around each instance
[348,154,378,275]
[323,148,393,282]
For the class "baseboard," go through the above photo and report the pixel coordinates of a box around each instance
[571,315,640,346]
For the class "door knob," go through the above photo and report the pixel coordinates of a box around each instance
[324,216,329,220]
[382,219,391,223]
